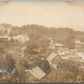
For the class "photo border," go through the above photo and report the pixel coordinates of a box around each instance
[0,0,83,84]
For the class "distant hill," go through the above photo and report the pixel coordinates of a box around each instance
[0,23,84,48]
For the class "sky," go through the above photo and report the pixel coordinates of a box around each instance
[0,1,84,31]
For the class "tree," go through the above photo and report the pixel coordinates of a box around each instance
[5,54,15,73]
[24,34,50,70]
[38,59,51,75]
[0,54,15,78]
[12,59,27,78]
[57,60,80,81]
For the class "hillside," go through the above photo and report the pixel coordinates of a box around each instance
[0,23,84,82]
[0,23,84,48]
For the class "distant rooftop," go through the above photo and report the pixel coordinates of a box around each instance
[55,43,64,47]
[26,66,46,79]
[75,35,84,42]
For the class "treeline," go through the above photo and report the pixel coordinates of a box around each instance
[0,23,84,48]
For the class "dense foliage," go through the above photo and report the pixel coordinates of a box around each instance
[0,23,84,82]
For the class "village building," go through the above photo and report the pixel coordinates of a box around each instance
[0,28,29,42]
[47,52,62,69]
[47,52,57,66]
[61,55,69,60]
[49,38,70,55]
[51,55,62,69]
[25,66,46,80]
[68,53,82,62]
[57,47,69,55]
[0,35,11,41]
[12,34,29,43]
[75,35,84,49]
[60,50,83,61]
[55,43,70,55]
[75,40,84,49]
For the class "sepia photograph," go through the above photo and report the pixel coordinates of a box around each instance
[0,1,84,83]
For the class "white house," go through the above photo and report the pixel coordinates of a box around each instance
[61,56,69,60]
[12,34,29,43]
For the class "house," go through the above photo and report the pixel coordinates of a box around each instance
[12,34,29,43]
[75,40,84,49]
[51,54,62,69]
[47,52,62,69]
[58,47,65,55]
[58,47,70,55]
[55,43,69,55]
[68,53,82,62]
[75,35,84,49]
[0,34,11,41]
[49,38,65,51]
[47,52,57,65]
[55,43,64,47]
[49,42,65,55]
[61,56,69,60]
[25,66,46,79]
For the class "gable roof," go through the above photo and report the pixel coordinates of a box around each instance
[47,52,57,61]
[26,66,46,79]
[55,43,64,47]
[51,55,62,64]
